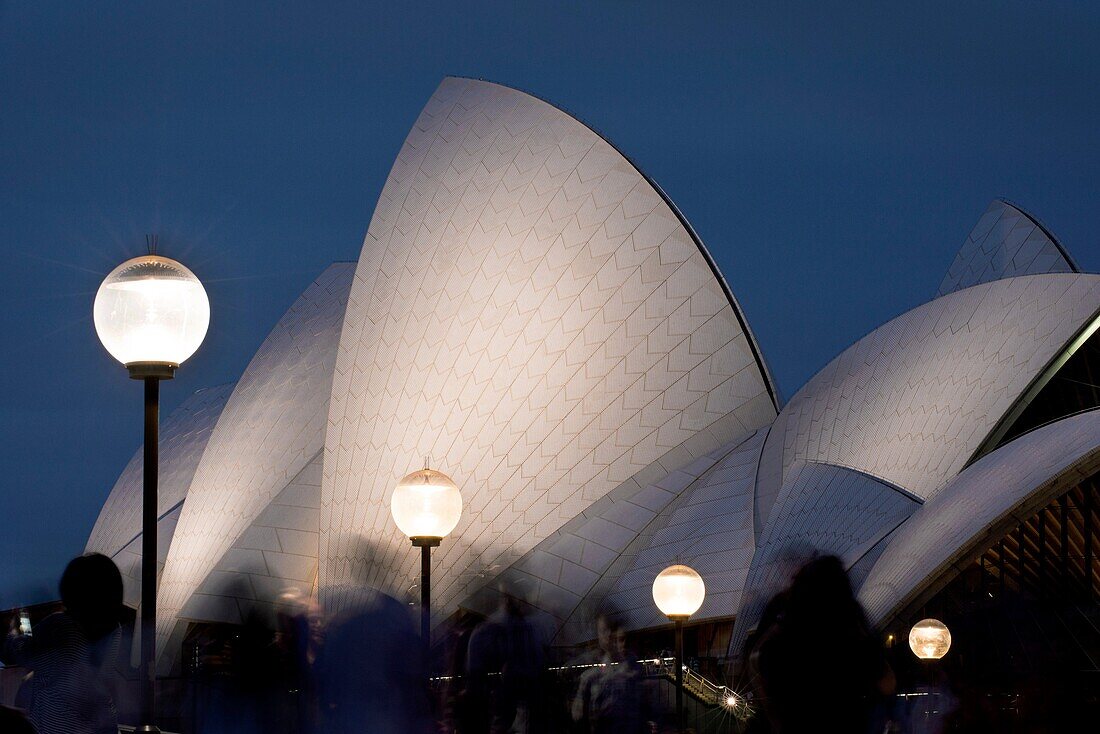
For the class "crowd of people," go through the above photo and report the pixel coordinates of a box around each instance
[2,551,936,734]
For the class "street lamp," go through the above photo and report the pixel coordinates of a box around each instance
[94,253,209,733]
[909,618,951,660]
[652,564,705,734]
[390,467,462,660]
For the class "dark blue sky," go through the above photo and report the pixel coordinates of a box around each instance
[3,1,1099,604]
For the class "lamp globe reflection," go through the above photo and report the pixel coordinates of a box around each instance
[94,255,210,369]
[652,564,706,619]
[909,618,951,660]
[390,468,463,542]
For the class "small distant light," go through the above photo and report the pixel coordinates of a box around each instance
[724,694,738,708]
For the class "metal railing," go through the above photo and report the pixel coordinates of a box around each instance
[682,665,728,707]
[432,654,754,725]
[639,656,750,717]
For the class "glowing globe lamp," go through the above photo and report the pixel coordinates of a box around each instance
[909,618,951,660]
[390,468,463,544]
[652,564,706,620]
[94,255,210,373]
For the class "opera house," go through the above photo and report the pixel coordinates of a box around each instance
[86,78,1100,702]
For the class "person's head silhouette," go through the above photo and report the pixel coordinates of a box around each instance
[59,553,123,641]
[788,555,854,614]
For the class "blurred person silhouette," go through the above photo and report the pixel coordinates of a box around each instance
[752,555,894,734]
[740,545,816,734]
[227,611,279,734]
[559,608,616,714]
[270,589,322,733]
[314,588,433,734]
[467,583,551,734]
[568,610,616,669]
[1,553,123,734]
[0,704,36,734]
[184,578,279,734]
[741,589,789,734]
[442,609,486,734]
[571,616,653,734]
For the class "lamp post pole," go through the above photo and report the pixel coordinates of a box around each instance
[135,365,174,732]
[673,615,686,733]
[413,537,440,659]
[140,374,161,731]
